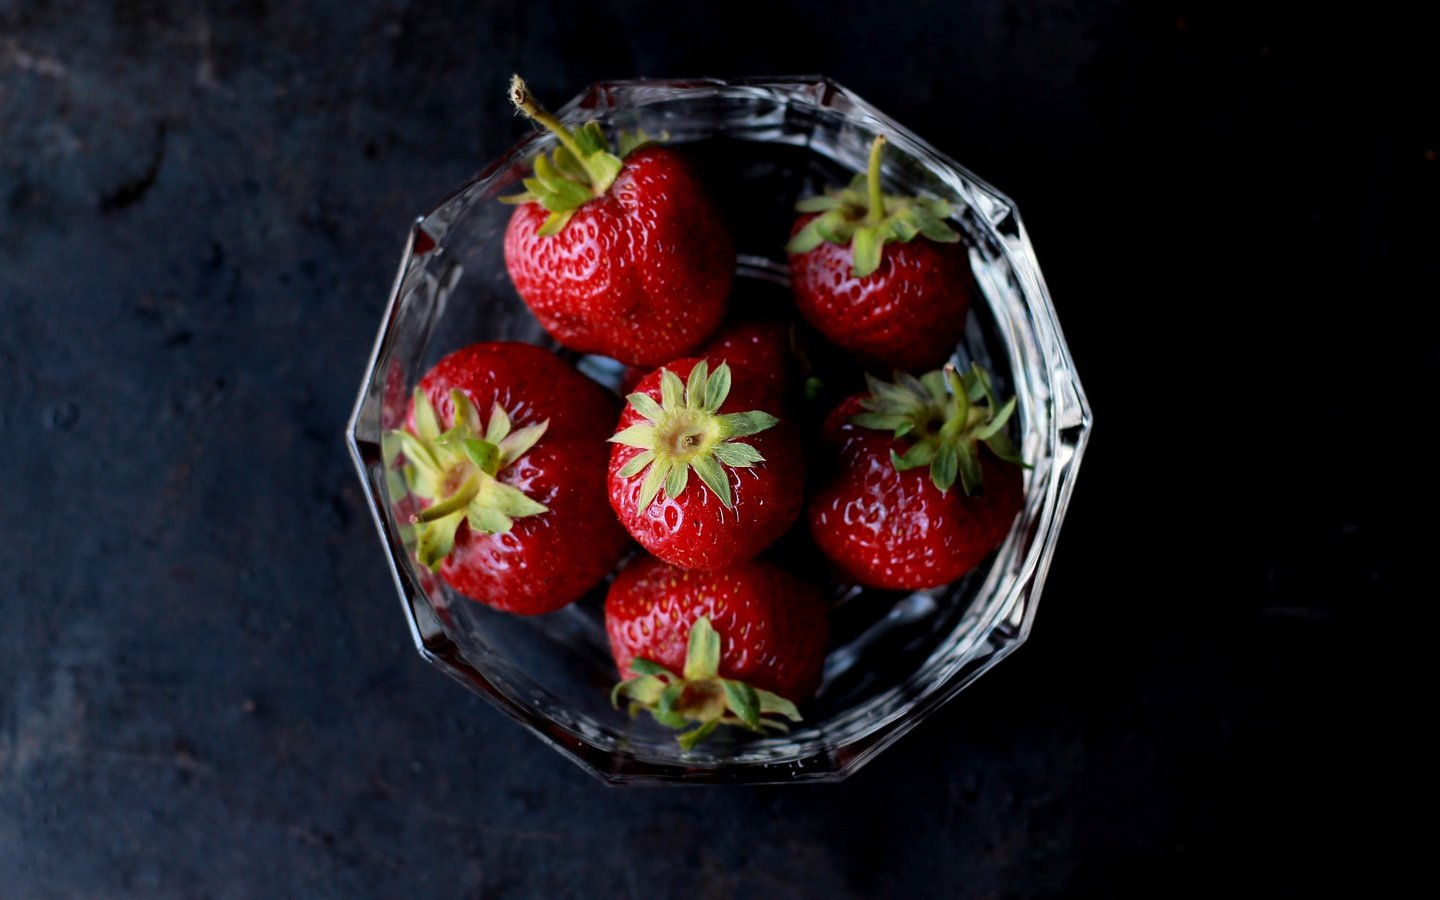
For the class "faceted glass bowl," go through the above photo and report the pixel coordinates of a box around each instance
[346,76,1091,785]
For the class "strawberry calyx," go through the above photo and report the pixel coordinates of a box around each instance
[785,134,961,278]
[389,390,550,570]
[499,74,657,236]
[609,360,779,512]
[852,363,1027,495]
[612,616,803,750]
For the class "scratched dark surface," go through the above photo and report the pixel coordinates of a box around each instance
[0,1,1421,896]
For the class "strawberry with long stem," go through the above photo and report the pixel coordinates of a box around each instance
[502,76,734,368]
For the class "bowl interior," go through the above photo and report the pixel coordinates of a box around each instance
[348,79,1087,783]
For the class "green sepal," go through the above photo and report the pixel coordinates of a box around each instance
[451,391,482,434]
[615,128,667,157]
[637,458,669,512]
[690,456,732,509]
[755,689,803,722]
[795,195,844,213]
[786,134,962,277]
[676,720,720,751]
[629,658,674,677]
[616,130,649,158]
[660,368,684,410]
[386,389,551,569]
[717,411,778,439]
[785,217,827,255]
[413,388,440,440]
[531,154,591,211]
[392,428,439,475]
[626,392,664,422]
[850,362,1027,496]
[913,203,962,243]
[852,412,909,432]
[535,181,590,214]
[609,617,805,751]
[413,474,480,523]
[468,506,513,536]
[551,145,589,182]
[612,674,664,709]
[663,463,689,503]
[609,423,657,448]
[890,440,937,472]
[984,430,1028,467]
[609,362,780,514]
[976,397,1017,441]
[617,449,654,478]
[722,680,761,730]
[478,476,547,520]
[956,442,982,496]
[572,120,605,155]
[585,152,622,195]
[415,509,465,570]
[814,210,848,245]
[462,439,500,474]
[381,431,410,506]
[536,210,577,238]
[500,75,629,235]
[933,444,959,493]
[652,682,689,730]
[498,422,547,467]
[712,442,763,468]
[851,225,882,278]
[684,618,722,681]
[686,360,711,410]
[705,364,732,409]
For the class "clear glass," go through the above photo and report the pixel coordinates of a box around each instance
[346,77,1091,785]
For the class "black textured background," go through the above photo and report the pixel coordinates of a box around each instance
[1,1,1422,896]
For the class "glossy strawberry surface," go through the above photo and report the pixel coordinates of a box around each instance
[504,147,734,368]
[406,342,630,614]
[699,318,792,406]
[788,213,974,370]
[607,357,802,571]
[606,555,829,701]
[808,396,1023,590]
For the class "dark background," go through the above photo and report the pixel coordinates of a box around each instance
[0,1,1422,896]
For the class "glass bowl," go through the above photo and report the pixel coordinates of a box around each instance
[345,76,1091,785]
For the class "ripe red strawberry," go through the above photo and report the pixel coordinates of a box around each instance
[808,364,1026,590]
[388,342,630,614]
[786,135,974,370]
[607,357,802,571]
[607,555,829,748]
[699,318,792,406]
[618,317,790,398]
[501,76,733,368]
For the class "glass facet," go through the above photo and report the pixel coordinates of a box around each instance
[346,77,1092,785]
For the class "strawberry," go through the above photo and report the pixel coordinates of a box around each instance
[388,342,630,614]
[501,76,733,368]
[607,357,802,571]
[786,135,974,370]
[698,317,793,407]
[607,555,828,748]
[808,364,1026,590]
